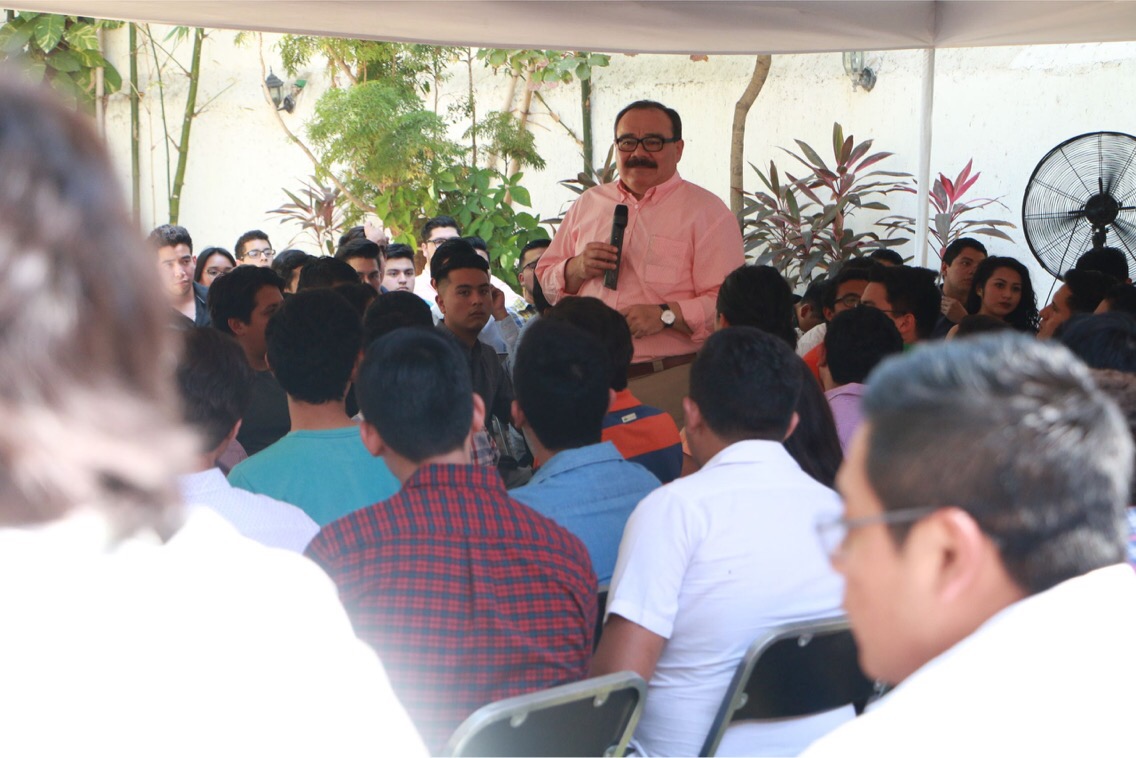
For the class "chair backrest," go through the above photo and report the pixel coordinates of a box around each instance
[443,671,647,757]
[699,616,876,757]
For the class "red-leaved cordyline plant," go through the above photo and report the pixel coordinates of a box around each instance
[740,123,912,287]
[880,159,1016,261]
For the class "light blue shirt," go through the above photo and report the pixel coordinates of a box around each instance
[511,441,660,584]
[228,426,400,526]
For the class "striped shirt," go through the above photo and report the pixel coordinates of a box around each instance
[602,389,683,483]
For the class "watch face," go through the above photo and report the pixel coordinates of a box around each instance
[661,308,676,325]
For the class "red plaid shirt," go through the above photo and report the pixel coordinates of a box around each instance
[306,464,596,753]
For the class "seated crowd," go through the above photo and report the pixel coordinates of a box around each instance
[4,77,1136,758]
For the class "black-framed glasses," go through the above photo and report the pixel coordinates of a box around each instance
[815,505,938,562]
[615,136,679,153]
[244,248,275,261]
[517,260,539,276]
[834,293,862,309]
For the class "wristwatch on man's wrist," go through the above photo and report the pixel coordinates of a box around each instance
[660,304,676,328]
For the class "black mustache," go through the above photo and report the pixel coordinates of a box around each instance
[624,157,657,169]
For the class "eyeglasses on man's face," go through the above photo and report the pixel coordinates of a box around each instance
[244,247,275,262]
[615,136,680,153]
[815,505,938,562]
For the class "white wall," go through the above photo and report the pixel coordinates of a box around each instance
[98,28,1136,297]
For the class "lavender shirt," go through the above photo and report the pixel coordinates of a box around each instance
[825,383,867,453]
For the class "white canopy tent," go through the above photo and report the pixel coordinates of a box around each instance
[11,1,1136,265]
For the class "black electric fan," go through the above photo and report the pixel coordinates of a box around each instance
[1022,131,1136,280]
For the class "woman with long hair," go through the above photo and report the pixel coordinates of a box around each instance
[193,246,236,286]
[963,255,1040,333]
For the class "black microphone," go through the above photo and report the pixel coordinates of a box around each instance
[603,204,629,290]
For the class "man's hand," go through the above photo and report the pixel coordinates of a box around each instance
[364,216,390,247]
[565,241,619,293]
[622,304,665,339]
[941,295,967,324]
[491,286,508,322]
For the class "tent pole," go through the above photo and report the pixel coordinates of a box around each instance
[916,47,935,268]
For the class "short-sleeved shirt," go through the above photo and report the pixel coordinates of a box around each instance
[601,388,683,483]
[306,463,596,753]
[607,440,848,756]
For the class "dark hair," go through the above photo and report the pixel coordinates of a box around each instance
[863,333,1130,595]
[266,289,361,404]
[870,248,905,266]
[614,100,682,140]
[546,296,634,391]
[800,277,829,310]
[716,264,798,349]
[521,238,552,256]
[955,314,1013,337]
[1064,268,1118,314]
[384,242,415,262]
[270,248,313,283]
[869,265,942,339]
[943,237,988,267]
[177,328,254,451]
[1102,283,1136,316]
[1089,368,1136,499]
[823,265,873,312]
[357,328,472,461]
[965,256,1040,333]
[337,225,365,247]
[362,290,434,346]
[1075,246,1129,283]
[1060,312,1136,373]
[0,73,188,534]
[148,223,193,254]
[332,281,378,317]
[207,265,285,335]
[514,319,610,451]
[783,359,844,488]
[463,236,488,253]
[824,306,904,385]
[690,327,802,441]
[233,229,269,259]
[297,256,360,290]
[430,239,489,284]
[420,215,461,242]
[193,247,236,284]
[532,275,553,316]
[335,238,382,263]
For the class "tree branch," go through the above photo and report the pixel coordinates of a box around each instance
[730,55,772,217]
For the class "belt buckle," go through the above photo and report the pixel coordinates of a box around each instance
[652,359,665,374]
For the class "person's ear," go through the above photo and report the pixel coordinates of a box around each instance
[683,396,702,433]
[823,307,835,322]
[359,420,386,458]
[912,506,991,604]
[898,312,916,339]
[715,312,729,330]
[608,388,617,409]
[940,261,950,278]
[470,392,486,435]
[674,139,685,161]
[511,399,527,431]
[976,286,984,299]
[228,317,247,336]
[782,411,800,442]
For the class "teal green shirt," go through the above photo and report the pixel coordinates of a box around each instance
[228,426,400,526]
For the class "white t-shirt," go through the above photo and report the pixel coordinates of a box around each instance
[607,440,849,757]
[802,563,1136,758]
[0,507,427,757]
[797,322,827,356]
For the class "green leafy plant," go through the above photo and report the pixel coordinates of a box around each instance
[741,123,912,286]
[879,160,1016,260]
[0,12,122,111]
[267,176,345,256]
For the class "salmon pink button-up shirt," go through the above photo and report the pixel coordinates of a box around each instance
[537,172,744,363]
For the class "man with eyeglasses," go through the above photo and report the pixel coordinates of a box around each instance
[537,100,743,426]
[859,264,941,345]
[234,229,276,267]
[803,333,1136,756]
[517,238,550,317]
[149,223,209,328]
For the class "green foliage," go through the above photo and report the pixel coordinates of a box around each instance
[467,110,546,171]
[740,123,912,286]
[0,12,123,111]
[478,49,611,86]
[878,159,1017,260]
[278,36,456,96]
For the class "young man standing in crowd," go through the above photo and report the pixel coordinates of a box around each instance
[150,223,209,327]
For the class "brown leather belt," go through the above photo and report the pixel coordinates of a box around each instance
[627,352,697,380]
